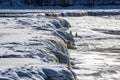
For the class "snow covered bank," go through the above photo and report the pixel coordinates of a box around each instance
[0,13,76,80]
[0,58,76,80]
[45,10,120,17]
[0,9,120,18]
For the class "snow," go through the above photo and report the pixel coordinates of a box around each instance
[0,58,42,70]
[0,7,120,80]
[63,14,120,79]
[0,13,76,80]
[0,58,75,80]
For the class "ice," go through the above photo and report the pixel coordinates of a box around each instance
[0,58,76,80]
[0,13,76,80]
[1,8,120,80]
[64,14,120,80]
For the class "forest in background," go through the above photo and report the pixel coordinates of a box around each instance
[0,0,120,7]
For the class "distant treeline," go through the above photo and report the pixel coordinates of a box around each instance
[0,0,120,7]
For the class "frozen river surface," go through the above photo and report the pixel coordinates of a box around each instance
[64,15,120,80]
[0,10,120,80]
